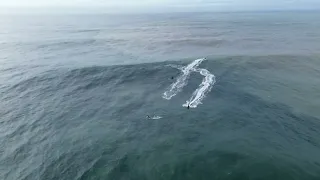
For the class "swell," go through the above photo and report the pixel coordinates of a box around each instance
[4,63,165,96]
[2,54,320,104]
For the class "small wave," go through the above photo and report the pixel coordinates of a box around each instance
[183,68,216,108]
[165,64,184,70]
[163,58,205,100]
[36,39,97,50]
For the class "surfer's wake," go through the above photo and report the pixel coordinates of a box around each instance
[163,58,216,108]
[183,68,216,108]
[163,58,205,100]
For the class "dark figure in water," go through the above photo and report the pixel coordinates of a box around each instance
[187,105,190,109]
[146,115,151,119]
[171,76,174,80]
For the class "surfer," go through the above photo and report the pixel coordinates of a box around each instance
[187,104,190,109]
[146,115,151,119]
[171,76,174,80]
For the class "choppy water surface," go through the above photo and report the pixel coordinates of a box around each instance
[1,11,320,180]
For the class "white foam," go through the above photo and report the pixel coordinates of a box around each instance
[163,58,205,100]
[183,68,216,108]
[151,116,162,120]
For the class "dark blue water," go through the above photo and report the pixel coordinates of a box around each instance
[1,11,320,180]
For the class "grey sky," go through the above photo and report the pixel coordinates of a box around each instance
[1,0,320,11]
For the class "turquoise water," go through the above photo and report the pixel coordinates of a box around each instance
[1,11,320,180]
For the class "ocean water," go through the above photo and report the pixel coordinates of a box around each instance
[1,11,320,180]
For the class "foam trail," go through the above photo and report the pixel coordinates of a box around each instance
[163,58,205,100]
[183,68,216,108]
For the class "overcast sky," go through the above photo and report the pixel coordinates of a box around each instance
[1,0,320,12]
